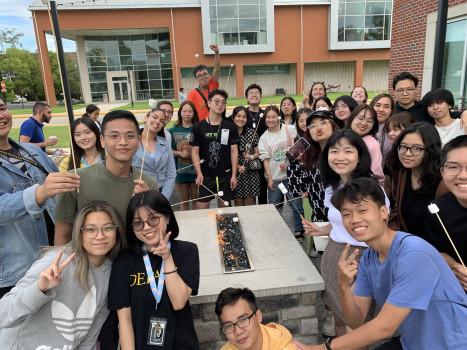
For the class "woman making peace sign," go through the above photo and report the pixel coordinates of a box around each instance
[0,201,126,349]
[108,190,200,349]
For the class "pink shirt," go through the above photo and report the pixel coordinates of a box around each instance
[363,135,385,185]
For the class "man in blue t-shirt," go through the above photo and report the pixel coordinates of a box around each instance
[293,178,467,350]
[19,102,59,155]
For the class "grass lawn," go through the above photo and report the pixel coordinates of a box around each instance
[9,104,87,116]
[114,91,386,110]
[9,120,177,149]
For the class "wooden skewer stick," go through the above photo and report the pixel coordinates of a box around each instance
[139,128,151,181]
[239,196,303,219]
[171,194,211,207]
[199,183,229,205]
[177,159,204,173]
[428,203,466,270]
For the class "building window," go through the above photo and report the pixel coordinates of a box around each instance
[201,0,274,54]
[244,64,290,76]
[330,0,392,50]
[84,33,174,102]
[442,18,467,108]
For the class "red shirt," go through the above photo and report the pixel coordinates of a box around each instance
[187,77,219,121]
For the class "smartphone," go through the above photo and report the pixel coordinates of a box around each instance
[287,137,310,160]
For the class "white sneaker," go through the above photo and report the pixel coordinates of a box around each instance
[322,310,336,337]
[309,249,319,258]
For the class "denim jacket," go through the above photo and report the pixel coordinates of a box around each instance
[0,140,59,288]
[132,136,176,200]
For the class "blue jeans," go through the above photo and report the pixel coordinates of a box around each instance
[291,195,304,233]
[268,179,289,207]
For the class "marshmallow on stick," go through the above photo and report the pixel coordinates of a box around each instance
[278,183,305,221]
[428,203,466,270]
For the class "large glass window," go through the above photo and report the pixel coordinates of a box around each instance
[202,0,274,54]
[338,0,392,42]
[442,18,467,108]
[84,32,174,102]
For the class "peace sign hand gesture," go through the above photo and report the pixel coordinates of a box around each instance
[37,250,76,292]
[338,244,359,290]
[150,226,172,261]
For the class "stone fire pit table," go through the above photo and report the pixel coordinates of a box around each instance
[174,204,324,349]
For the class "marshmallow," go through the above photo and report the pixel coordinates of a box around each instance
[278,183,288,195]
[149,99,158,108]
[428,203,440,214]
[259,113,263,118]
[200,159,205,163]
[233,217,239,222]
[217,209,223,214]
[224,201,229,207]
[218,191,224,196]
[252,123,256,128]
[195,53,199,58]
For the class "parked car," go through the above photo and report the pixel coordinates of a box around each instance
[11,95,27,103]
[57,98,79,105]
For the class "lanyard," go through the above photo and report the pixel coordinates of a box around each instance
[142,242,171,310]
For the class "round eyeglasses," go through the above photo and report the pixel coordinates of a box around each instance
[397,145,425,156]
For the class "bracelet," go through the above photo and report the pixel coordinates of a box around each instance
[164,267,178,275]
[324,338,333,350]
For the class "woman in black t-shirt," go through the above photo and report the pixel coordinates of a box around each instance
[386,123,448,237]
[108,190,200,349]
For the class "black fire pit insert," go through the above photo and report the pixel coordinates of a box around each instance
[216,213,254,274]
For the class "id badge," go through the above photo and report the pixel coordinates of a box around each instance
[147,317,167,346]
[220,129,229,145]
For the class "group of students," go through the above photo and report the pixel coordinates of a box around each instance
[1,65,467,349]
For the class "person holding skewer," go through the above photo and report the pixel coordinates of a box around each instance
[294,178,467,350]
[169,101,199,210]
[231,106,261,206]
[190,89,239,209]
[107,190,200,349]
[424,135,467,291]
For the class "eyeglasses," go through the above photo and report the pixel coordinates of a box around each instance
[211,99,226,106]
[160,108,174,116]
[131,215,161,232]
[395,88,415,94]
[196,72,209,79]
[247,91,260,96]
[355,116,375,125]
[103,132,138,142]
[443,163,467,176]
[221,311,256,334]
[80,225,117,239]
[308,120,329,130]
[333,104,348,111]
[397,144,425,156]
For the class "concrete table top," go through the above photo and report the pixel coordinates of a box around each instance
[175,204,325,305]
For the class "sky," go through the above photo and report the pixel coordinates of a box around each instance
[0,0,76,52]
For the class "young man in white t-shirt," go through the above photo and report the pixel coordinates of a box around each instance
[423,88,466,146]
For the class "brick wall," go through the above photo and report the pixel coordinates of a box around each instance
[388,0,467,98]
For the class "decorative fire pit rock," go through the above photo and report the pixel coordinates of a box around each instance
[216,213,253,273]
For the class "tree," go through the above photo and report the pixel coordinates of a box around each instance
[49,51,82,100]
[0,47,44,101]
[0,28,24,54]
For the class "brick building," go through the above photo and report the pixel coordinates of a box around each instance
[28,0,392,105]
[389,0,467,108]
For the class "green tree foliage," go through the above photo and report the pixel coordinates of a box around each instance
[0,28,24,53]
[0,48,44,101]
[49,51,81,99]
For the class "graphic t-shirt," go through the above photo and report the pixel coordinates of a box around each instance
[189,119,239,177]
[169,125,196,183]
[354,232,467,350]
[187,77,219,121]
[108,241,200,350]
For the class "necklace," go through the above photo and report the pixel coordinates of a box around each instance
[83,150,99,165]
[207,117,222,141]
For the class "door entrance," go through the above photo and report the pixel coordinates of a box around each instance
[113,81,129,101]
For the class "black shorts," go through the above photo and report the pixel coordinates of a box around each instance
[198,174,234,203]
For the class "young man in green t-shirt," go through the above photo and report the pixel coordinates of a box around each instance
[54,110,158,245]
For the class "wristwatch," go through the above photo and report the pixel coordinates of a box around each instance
[324,338,333,350]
